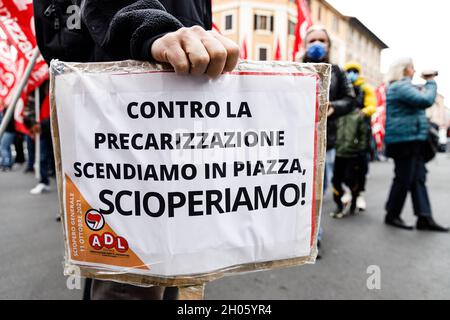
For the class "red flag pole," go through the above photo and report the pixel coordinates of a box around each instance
[0,48,39,139]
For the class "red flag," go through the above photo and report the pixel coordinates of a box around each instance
[0,0,49,134]
[372,84,387,151]
[292,0,313,61]
[240,37,248,60]
[212,22,222,34]
[40,94,50,121]
[274,38,282,61]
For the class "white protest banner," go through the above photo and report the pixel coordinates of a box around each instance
[51,60,330,285]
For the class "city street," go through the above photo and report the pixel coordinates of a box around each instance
[0,154,449,300]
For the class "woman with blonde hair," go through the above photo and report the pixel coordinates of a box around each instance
[384,58,448,232]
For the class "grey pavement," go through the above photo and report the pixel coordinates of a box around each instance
[1,154,449,300]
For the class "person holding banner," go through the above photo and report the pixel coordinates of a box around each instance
[34,0,239,76]
[34,0,239,300]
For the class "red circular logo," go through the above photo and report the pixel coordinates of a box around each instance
[85,209,105,231]
[102,232,116,249]
[115,237,129,253]
[89,234,103,250]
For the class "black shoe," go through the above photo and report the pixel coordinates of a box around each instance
[385,216,414,230]
[316,240,322,259]
[348,201,358,215]
[416,217,449,232]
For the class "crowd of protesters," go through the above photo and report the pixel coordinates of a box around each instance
[296,23,449,261]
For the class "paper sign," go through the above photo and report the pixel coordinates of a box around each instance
[51,60,328,281]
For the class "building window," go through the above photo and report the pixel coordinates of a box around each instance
[257,46,269,61]
[254,14,274,32]
[225,14,233,31]
[288,20,296,36]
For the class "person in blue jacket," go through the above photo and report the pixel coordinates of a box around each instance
[384,58,448,232]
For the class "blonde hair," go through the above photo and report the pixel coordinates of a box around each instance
[303,25,332,49]
[385,57,413,84]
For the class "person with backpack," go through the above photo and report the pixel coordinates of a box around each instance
[330,108,369,218]
[342,62,377,212]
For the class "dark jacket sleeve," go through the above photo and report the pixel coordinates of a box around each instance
[329,65,356,120]
[78,0,184,61]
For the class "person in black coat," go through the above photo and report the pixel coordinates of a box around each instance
[300,25,356,255]
[34,0,238,76]
[301,26,356,192]
[34,0,239,300]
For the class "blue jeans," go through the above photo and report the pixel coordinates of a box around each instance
[318,149,336,242]
[323,148,336,193]
[0,132,15,168]
[39,120,55,185]
[25,135,35,170]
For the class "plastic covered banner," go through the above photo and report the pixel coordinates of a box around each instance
[51,60,330,287]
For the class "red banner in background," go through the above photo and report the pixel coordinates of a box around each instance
[274,38,281,61]
[372,84,387,151]
[292,0,313,61]
[0,0,49,134]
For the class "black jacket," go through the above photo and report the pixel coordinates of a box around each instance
[1,110,15,133]
[33,0,212,64]
[326,64,356,150]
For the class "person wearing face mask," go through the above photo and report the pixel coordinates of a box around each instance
[301,26,356,193]
[384,58,448,232]
[328,62,376,218]
[300,26,356,254]
[341,62,377,212]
